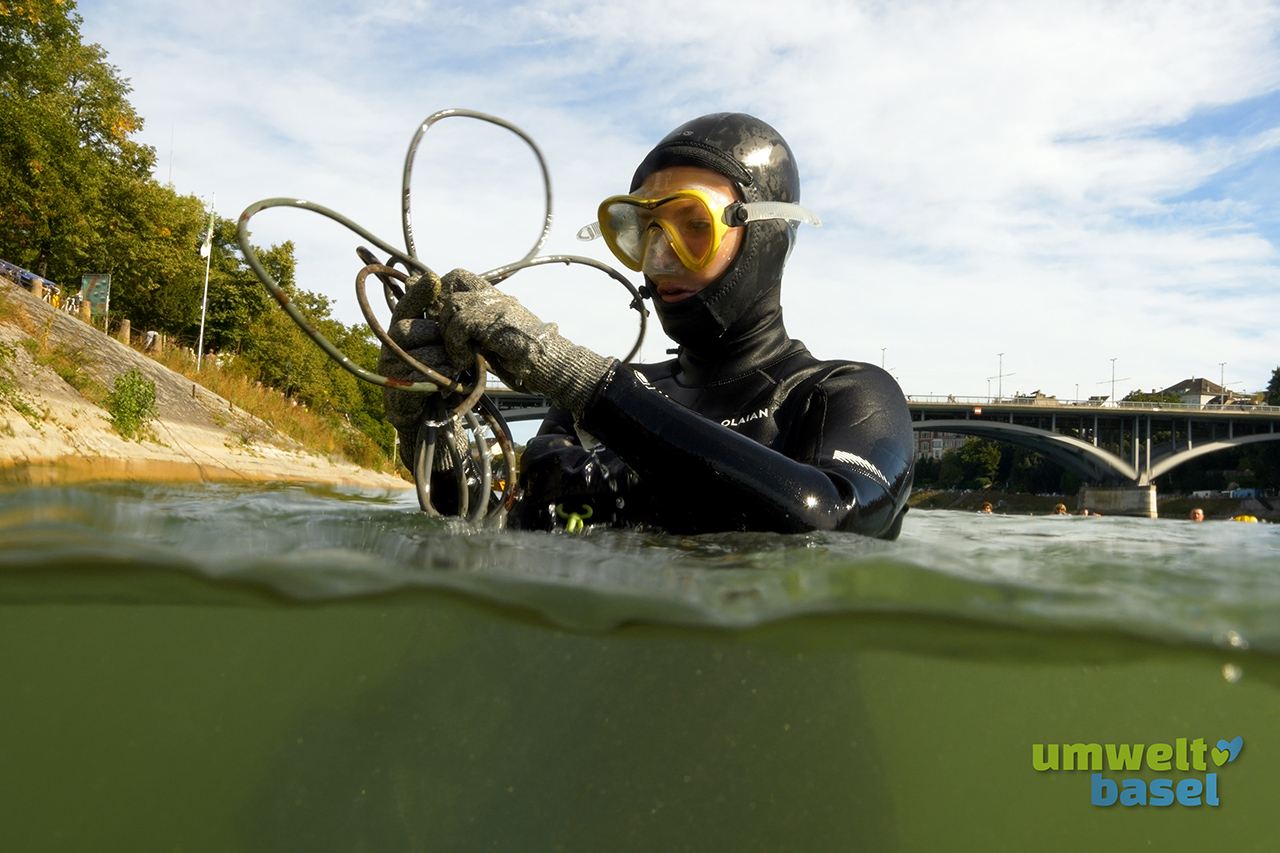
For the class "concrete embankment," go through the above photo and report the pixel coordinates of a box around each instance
[0,278,408,490]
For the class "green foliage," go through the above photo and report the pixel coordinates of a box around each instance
[0,341,40,423]
[0,2,390,465]
[915,438,1074,494]
[194,219,275,351]
[1267,367,1280,407]
[90,182,208,333]
[1122,390,1183,404]
[105,366,155,439]
[0,0,158,277]
[958,438,1001,485]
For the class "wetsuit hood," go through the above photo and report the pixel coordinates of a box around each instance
[631,113,802,378]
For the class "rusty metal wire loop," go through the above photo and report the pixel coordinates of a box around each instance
[237,109,648,522]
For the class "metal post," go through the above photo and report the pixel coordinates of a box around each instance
[197,193,216,372]
[1145,416,1151,481]
[1132,416,1138,471]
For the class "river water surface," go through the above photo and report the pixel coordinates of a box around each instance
[2,483,1277,851]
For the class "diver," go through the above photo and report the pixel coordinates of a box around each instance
[380,113,914,538]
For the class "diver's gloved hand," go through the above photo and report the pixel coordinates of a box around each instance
[379,269,458,469]
[440,268,615,420]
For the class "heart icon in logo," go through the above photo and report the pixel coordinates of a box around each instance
[1212,736,1243,766]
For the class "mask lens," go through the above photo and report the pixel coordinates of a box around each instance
[652,197,716,268]
[640,229,685,278]
[603,201,648,267]
[598,191,727,272]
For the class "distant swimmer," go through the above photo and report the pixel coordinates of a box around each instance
[1051,503,1068,516]
[980,502,994,514]
[1189,508,1204,522]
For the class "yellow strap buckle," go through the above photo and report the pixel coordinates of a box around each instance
[555,503,594,533]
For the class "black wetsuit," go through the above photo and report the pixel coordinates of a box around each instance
[421,112,915,537]
[512,320,914,538]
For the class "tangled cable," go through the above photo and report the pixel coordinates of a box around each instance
[237,109,648,523]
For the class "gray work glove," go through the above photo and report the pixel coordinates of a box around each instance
[439,269,615,420]
[378,269,466,470]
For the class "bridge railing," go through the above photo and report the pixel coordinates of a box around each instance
[905,394,1280,415]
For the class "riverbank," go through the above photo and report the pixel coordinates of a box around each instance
[909,487,1277,520]
[0,277,408,490]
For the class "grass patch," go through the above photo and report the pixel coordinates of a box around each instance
[151,348,395,474]
[37,344,109,406]
[0,341,45,429]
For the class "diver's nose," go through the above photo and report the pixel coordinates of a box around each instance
[641,228,684,277]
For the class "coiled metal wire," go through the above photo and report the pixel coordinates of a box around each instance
[237,109,647,522]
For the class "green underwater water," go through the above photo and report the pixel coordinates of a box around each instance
[1,483,1278,852]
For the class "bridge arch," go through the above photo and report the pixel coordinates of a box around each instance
[912,420,1138,485]
[1148,432,1280,482]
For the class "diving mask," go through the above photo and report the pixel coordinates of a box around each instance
[577,189,821,273]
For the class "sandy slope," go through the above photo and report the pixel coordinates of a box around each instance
[0,278,408,490]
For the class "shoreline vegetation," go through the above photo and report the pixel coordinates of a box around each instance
[0,277,407,490]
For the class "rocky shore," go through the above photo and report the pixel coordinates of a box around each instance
[0,278,407,491]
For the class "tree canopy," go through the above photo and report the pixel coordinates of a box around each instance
[1122,390,1183,405]
[0,0,392,462]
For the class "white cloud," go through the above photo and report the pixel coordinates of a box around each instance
[78,0,1280,396]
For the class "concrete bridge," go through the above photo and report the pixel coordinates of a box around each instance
[909,395,1280,515]
[485,387,1280,515]
[908,396,1280,486]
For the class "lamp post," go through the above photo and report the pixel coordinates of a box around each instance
[197,193,215,371]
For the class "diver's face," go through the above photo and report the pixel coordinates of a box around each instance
[634,166,743,304]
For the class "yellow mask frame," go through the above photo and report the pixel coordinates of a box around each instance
[578,192,822,273]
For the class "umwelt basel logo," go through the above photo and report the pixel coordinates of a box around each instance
[1032,737,1244,806]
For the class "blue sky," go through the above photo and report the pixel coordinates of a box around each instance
[80,0,1280,400]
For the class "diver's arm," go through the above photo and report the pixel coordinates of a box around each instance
[579,365,913,537]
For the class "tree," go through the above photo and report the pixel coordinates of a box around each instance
[1267,367,1280,407]
[1122,390,1182,404]
[88,181,208,333]
[958,438,1001,488]
[0,0,155,279]
[1,1,392,461]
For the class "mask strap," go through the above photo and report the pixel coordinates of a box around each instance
[723,201,822,228]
